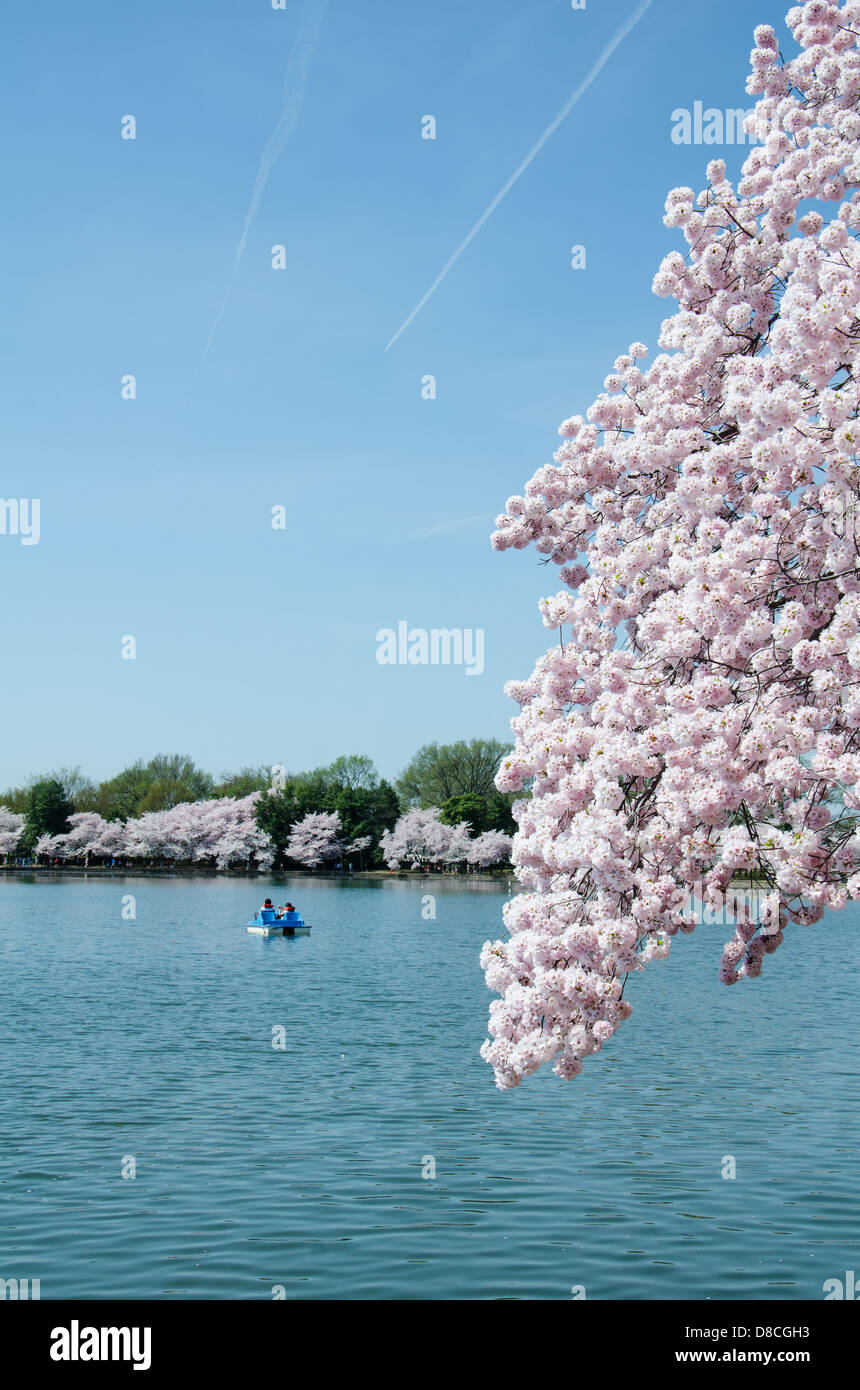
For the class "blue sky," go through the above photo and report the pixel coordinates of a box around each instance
[0,0,775,787]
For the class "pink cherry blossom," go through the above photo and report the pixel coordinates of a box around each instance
[380,808,458,868]
[468,830,514,868]
[285,811,344,869]
[0,806,25,857]
[38,796,273,871]
[483,2,860,1088]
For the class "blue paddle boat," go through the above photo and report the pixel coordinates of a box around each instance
[246,908,310,937]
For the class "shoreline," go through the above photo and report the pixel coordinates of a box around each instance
[0,864,514,884]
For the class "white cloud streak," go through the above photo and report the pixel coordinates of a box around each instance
[384,0,654,352]
[202,0,329,362]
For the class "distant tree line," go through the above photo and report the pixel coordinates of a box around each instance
[0,739,517,869]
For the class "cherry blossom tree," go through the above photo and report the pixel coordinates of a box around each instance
[286,811,344,868]
[34,796,274,871]
[345,834,372,866]
[380,808,453,867]
[483,3,860,1088]
[91,818,127,860]
[123,808,177,861]
[379,809,482,869]
[36,812,116,864]
[122,795,273,869]
[206,794,274,870]
[468,830,513,868]
[442,821,475,866]
[0,806,25,858]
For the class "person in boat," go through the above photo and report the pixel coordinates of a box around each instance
[284,902,296,915]
[261,897,275,915]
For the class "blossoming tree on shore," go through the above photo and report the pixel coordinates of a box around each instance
[9,796,510,874]
[482,2,860,1088]
[380,809,453,868]
[468,830,515,869]
[285,811,345,869]
[380,808,511,868]
[36,796,274,871]
[0,807,25,858]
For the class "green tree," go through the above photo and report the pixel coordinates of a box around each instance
[2,767,97,816]
[213,765,271,798]
[143,754,213,806]
[23,778,73,852]
[439,790,517,836]
[0,783,29,814]
[370,779,400,841]
[70,782,106,813]
[89,761,152,820]
[396,738,512,808]
[38,766,97,807]
[321,754,379,791]
[253,788,293,866]
[92,754,214,818]
[483,789,517,834]
[253,764,397,868]
[137,779,201,814]
[255,774,337,867]
[334,779,399,864]
[439,793,492,833]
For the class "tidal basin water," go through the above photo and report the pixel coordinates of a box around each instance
[1,873,857,1300]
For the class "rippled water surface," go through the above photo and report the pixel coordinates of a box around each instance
[1,873,857,1299]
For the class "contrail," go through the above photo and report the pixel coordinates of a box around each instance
[384,0,654,352]
[202,0,328,361]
